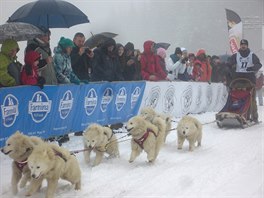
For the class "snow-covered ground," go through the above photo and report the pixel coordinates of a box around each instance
[0,106,263,198]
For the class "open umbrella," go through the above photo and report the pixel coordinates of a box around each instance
[7,0,89,28]
[0,22,44,44]
[154,42,171,50]
[84,32,118,49]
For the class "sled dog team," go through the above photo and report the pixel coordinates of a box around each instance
[1,107,202,198]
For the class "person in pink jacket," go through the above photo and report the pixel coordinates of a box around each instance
[140,40,169,81]
[21,51,45,88]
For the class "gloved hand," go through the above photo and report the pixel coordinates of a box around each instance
[81,80,89,84]
[71,78,81,85]
[246,67,254,72]
[36,76,46,89]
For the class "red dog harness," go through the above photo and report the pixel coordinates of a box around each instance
[15,159,28,172]
[134,128,157,149]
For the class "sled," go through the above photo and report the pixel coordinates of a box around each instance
[215,78,257,129]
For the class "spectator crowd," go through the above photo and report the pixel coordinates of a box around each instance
[1,27,252,89]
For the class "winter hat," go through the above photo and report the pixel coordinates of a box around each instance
[38,26,51,36]
[175,47,182,55]
[1,39,19,55]
[196,49,206,57]
[24,51,41,65]
[125,42,134,51]
[157,47,166,59]
[181,47,187,53]
[58,37,75,49]
[240,39,248,46]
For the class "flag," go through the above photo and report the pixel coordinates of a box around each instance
[225,9,243,54]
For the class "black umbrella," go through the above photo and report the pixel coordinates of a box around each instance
[84,32,118,49]
[0,22,45,43]
[155,42,171,50]
[7,0,89,28]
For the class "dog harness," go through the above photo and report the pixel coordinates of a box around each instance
[52,149,67,162]
[15,160,28,172]
[133,128,157,149]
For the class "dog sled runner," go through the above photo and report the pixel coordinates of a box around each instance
[215,78,258,129]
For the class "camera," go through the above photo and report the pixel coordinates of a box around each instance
[85,48,92,54]
[181,57,188,64]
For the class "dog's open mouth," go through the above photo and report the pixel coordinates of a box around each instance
[126,127,133,132]
[2,150,12,155]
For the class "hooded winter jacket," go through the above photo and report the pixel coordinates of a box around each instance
[193,49,212,82]
[53,46,80,84]
[21,51,40,85]
[0,39,20,87]
[91,38,124,82]
[140,40,167,81]
[26,38,58,85]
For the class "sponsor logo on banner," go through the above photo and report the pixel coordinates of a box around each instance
[100,88,113,112]
[196,85,202,108]
[131,87,141,109]
[206,86,213,106]
[163,86,175,113]
[28,91,52,123]
[145,86,161,108]
[59,90,73,119]
[85,88,97,115]
[181,85,192,115]
[229,36,239,54]
[115,87,127,111]
[1,94,19,127]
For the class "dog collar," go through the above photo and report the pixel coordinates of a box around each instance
[15,159,28,172]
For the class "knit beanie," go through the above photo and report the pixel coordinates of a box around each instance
[58,37,74,49]
[181,47,187,53]
[157,47,167,59]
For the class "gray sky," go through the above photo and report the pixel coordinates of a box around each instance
[0,0,263,62]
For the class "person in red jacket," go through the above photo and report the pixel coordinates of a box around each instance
[140,40,169,81]
[192,49,212,82]
[21,51,45,88]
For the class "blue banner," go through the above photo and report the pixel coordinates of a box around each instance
[0,81,145,147]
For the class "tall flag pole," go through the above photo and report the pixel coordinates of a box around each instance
[225,9,243,54]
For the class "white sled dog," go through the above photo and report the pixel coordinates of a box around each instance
[140,106,172,142]
[126,115,166,163]
[177,115,203,151]
[1,131,44,195]
[83,123,119,166]
[26,143,81,198]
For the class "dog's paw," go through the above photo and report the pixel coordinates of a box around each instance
[129,159,134,163]
[75,182,81,190]
[25,191,32,196]
[12,187,18,195]
[189,148,194,152]
[177,147,182,150]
